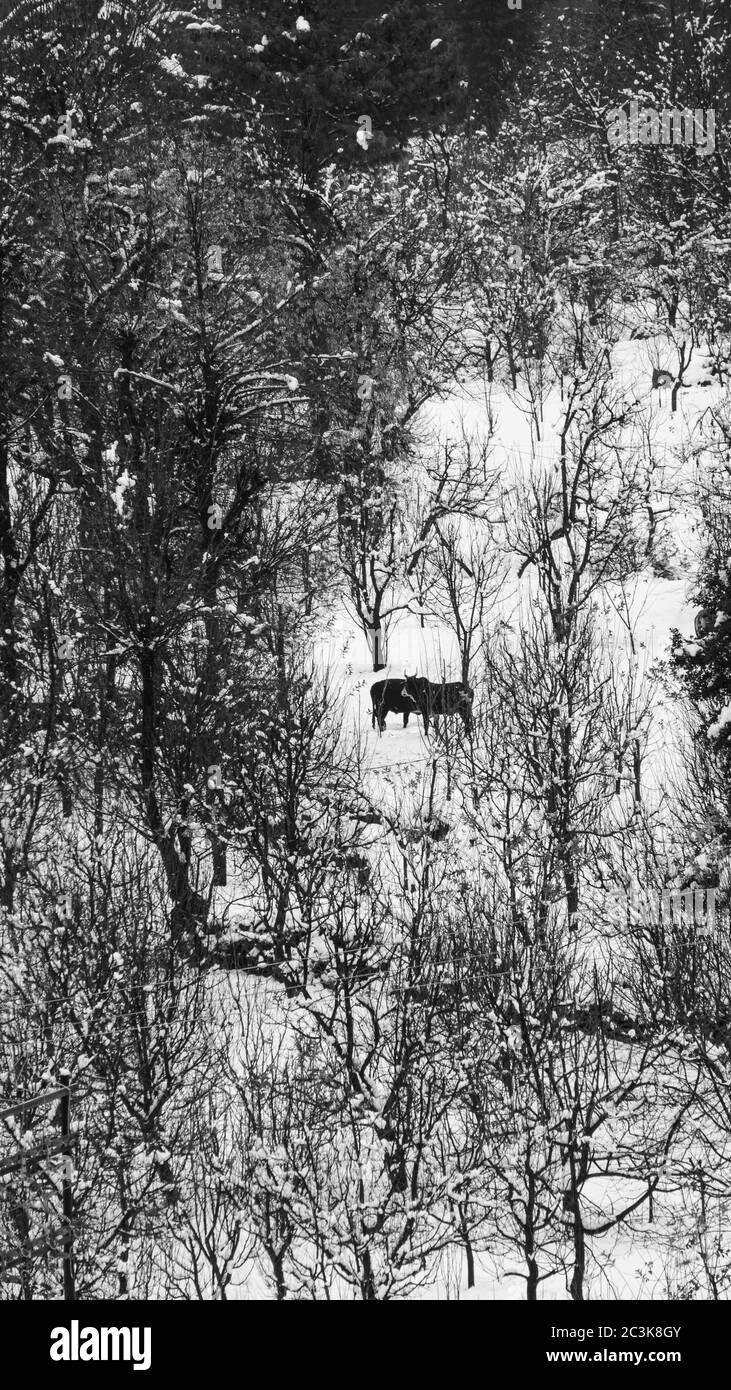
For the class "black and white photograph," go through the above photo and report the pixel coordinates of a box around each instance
[1,0,731,1355]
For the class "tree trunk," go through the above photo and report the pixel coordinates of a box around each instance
[370,624,387,671]
[139,634,207,957]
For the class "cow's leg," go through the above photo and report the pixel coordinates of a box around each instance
[372,706,376,730]
[403,711,410,727]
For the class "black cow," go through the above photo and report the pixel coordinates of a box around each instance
[370,678,419,732]
[401,674,473,734]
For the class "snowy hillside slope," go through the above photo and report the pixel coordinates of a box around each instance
[204,328,730,1301]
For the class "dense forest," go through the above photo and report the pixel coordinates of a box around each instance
[1,0,731,1302]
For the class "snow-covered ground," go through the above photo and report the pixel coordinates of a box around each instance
[207,329,728,1301]
[311,336,715,811]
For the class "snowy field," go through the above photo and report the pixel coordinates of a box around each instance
[207,332,729,1301]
